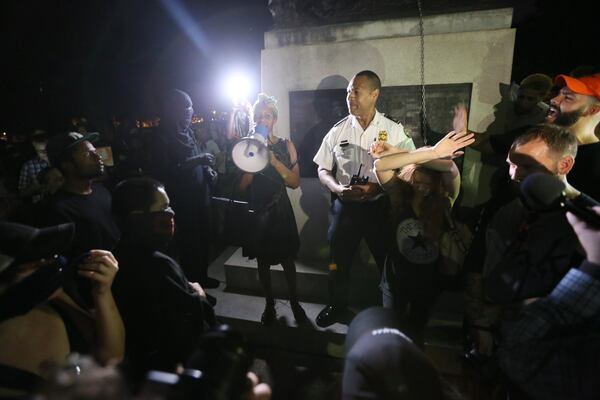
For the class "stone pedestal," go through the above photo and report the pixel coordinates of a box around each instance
[260,8,515,266]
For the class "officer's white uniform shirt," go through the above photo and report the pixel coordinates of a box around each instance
[313,110,415,186]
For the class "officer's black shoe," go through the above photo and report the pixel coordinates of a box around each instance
[315,305,345,328]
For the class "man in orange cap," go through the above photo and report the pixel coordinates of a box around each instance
[546,73,600,199]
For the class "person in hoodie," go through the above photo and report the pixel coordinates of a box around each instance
[143,89,218,287]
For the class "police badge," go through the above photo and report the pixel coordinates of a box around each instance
[378,130,388,142]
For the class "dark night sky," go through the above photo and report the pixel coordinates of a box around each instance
[1,0,598,134]
[0,0,272,132]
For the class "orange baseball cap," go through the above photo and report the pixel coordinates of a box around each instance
[554,73,600,99]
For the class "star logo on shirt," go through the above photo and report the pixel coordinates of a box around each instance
[408,232,428,251]
[397,218,439,264]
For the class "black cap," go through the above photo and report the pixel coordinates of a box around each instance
[343,307,443,400]
[46,131,99,167]
[30,129,48,141]
[0,221,74,280]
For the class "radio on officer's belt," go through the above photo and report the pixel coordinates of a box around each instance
[349,163,369,186]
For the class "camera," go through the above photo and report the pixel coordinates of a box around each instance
[349,164,369,186]
[0,252,90,322]
[59,252,99,309]
[141,325,253,400]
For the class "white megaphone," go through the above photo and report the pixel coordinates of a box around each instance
[231,124,270,173]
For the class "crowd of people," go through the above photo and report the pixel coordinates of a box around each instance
[0,67,599,399]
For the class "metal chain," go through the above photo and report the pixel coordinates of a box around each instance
[416,0,427,145]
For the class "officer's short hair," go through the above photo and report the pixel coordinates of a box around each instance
[355,70,381,91]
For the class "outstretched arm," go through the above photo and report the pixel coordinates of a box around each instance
[372,130,474,185]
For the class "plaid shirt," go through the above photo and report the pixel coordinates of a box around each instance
[18,157,49,201]
[498,265,600,399]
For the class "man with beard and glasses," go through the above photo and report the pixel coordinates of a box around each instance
[45,132,120,258]
[546,73,600,200]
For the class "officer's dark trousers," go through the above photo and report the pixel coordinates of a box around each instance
[327,197,389,308]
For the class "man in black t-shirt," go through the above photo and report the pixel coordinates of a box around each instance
[45,131,120,257]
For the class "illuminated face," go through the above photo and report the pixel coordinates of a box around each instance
[346,75,378,117]
[547,86,592,126]
[69,141,104,178]
[149,187,175,236]
[149,187,171,213]
[254,107,277,134]
[506,138,559,182]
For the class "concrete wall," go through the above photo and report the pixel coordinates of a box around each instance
[261,8,515,264]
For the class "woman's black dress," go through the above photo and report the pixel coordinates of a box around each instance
[242,138,300,265]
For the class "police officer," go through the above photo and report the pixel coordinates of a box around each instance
[313,70,415,327]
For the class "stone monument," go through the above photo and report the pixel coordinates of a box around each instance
[225,1,517,308]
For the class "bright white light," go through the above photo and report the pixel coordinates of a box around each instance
[224,74,251,103]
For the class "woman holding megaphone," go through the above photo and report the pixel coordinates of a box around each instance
[238,93,308,326]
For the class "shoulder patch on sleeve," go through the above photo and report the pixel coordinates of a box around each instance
[385,115,403,125]
[333,116,349,127]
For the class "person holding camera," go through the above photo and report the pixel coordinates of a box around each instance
[238,93,308,326]
[312,70,416,327]
[495,207,600,399]
[0,222,125,396]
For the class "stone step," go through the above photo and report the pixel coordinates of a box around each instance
[222,247,465,318]
[206,286,464,375]
[208,247,466,375]
[223,247,380,306]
